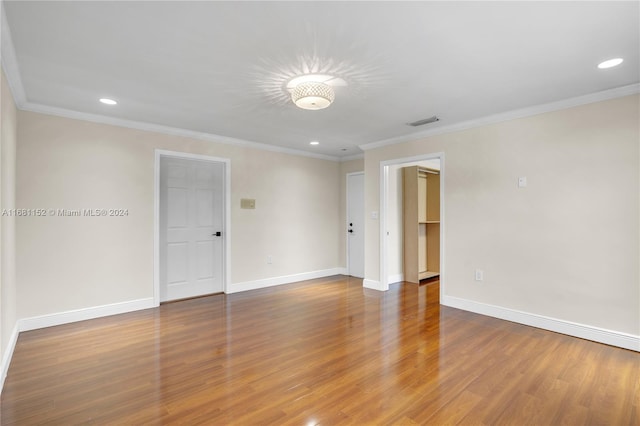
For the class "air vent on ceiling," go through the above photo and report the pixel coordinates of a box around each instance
[407,116,440,127]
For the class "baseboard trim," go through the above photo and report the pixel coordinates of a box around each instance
[335,267,348,276]
[228,268,347,294]
[363,279,384,291]
[18,298,156,332]
[387,274,404,284]
[0,324,19,393]
[442,295,640,352]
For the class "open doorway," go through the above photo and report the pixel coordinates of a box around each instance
[380,153,444,300]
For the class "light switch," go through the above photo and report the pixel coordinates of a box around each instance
[518,177,527,188]
[241,198,256,209]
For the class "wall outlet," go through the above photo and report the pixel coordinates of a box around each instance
[475,269,484,281]
[267,255,272,264]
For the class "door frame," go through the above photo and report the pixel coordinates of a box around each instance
[154,149,231,306]
[346,171,364,278]
[379,152,445,300]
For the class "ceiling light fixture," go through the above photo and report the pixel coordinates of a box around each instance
[291,82,335,110]
[597,58,623,69]
[286,74,343,110]
[99,98,118,105]
[309,141,320,145]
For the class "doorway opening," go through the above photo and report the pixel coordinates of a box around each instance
[379,153,444,301]
[154,150,231,305]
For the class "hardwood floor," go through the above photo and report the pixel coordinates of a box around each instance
[2,275,638,425]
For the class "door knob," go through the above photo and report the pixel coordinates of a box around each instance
[212,231,222,237]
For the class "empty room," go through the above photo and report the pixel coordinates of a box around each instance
[0,1,638,424]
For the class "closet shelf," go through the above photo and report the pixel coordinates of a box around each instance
[403,166,440,284]
[419,271,440,280]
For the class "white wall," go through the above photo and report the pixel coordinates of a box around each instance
[16,111,341,319]
[387,164,404,282]
[364,94,639,337]
[1,67,18,379]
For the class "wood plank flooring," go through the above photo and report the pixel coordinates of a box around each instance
[2,276,638,425]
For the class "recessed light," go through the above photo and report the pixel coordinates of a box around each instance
[309,141,320,145]
[597,58,623,69]
[99,98,118,105]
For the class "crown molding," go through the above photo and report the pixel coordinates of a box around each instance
[340,153,364,162]
[1,1,26,105]
[359,83,640,152]
[3,1,637,162]
[20,101,343,162]
[1,5,342,163]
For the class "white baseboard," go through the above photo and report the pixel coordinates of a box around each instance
[228,268,347,294]
[442,295,640,352]
[16,267,350,331]
[0,324,19,393]
[18,298,156,332]
[363,279,385,291]
[387,273,404,284]
[335,267,348,276]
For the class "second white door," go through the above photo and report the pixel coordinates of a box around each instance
[347,172,365,278]
[160,156,224,302]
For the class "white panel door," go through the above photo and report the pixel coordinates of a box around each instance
[160,157,224,302]
[347,173,365,278]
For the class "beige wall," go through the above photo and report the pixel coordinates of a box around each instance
[1,68,18,362]
[338,158,364,269]
[9,87,639,340]
[16,111,341,318]
[364,95,639,335]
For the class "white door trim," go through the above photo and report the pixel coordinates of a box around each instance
[379,153,445,300]
[154,149,231,306]
[346,171,364,278]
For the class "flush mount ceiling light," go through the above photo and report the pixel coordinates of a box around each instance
[291,81,335,110]
[99,98,117,105]
[309,141,320,145]
[598,58,624,69]
[287,74,344,110]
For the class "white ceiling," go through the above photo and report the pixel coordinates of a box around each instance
[2,1,639,159]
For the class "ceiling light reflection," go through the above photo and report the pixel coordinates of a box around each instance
[249,53,386,107]
[597,58,623,69]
